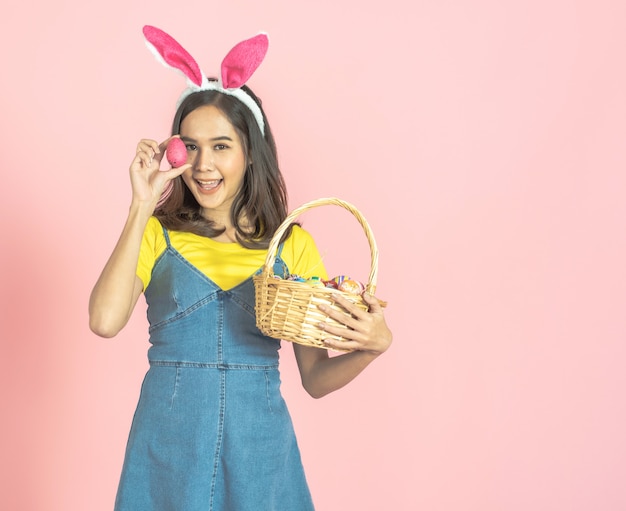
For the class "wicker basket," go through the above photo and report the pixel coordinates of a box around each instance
[253,197,380,350]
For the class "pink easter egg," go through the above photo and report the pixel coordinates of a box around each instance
[166,138,187,168]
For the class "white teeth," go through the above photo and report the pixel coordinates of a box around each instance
[196,179,221,190]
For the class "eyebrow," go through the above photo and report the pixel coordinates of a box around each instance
[180,135,234,143]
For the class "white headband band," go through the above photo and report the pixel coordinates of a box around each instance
[175,79,266,135]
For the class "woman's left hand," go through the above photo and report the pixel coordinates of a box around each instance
[317,292,392,354]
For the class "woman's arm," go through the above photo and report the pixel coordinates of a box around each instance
[88,204,152,338]
[293,292,392,398]
[88,138,189,338]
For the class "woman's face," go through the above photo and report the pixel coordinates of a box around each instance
[179,104,247,224]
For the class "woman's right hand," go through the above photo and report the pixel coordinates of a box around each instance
[129,137,190,208]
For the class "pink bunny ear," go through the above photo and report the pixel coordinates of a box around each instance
[221,33,269,89]
[143,25,203,86]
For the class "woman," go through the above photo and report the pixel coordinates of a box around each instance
[89,26,392,510]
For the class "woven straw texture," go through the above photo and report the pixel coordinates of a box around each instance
[253,197,380,350]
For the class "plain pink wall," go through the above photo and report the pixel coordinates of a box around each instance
[1,1,625,510]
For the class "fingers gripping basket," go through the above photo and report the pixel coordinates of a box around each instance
[253,197,379,350]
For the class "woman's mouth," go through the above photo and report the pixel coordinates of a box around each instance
[195,179,222,191]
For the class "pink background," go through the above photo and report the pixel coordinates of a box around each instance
[1,1,625,510]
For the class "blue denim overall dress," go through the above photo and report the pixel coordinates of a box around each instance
[114,228,315,510]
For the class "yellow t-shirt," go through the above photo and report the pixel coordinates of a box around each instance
[137,217,328,291]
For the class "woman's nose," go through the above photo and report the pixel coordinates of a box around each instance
[194,150,215,171]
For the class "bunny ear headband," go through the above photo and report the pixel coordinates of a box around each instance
[143,25,269,135]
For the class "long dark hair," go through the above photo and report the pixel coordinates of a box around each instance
[155,86,289,249]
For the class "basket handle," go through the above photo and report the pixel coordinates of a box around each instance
[262,197,379,295]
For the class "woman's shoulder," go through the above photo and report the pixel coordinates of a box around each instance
[281,224,327,279]
[285,224,316,247]
[147,215,162,230]
[141,216,167,253]
[145,215,163,233]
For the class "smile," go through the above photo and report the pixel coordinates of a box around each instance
[195,179,222,191]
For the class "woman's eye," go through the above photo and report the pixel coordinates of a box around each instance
[214,144,228,151]
[185,144,197,151]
